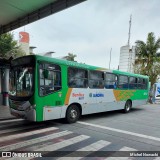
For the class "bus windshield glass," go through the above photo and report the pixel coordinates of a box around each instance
[9,67,34,97]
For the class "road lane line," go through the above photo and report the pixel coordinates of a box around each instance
[57,140,111,160]
[78,121,160,142]
[0,130,72,151]
[0,127,58,143]
[35,135,90,151]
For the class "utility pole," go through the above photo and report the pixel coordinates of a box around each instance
[109,48,112,69]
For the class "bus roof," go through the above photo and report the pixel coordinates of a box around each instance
[13,55,149,79]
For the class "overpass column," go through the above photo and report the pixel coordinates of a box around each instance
[1,68,9,106]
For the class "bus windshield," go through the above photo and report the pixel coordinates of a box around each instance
[9,67,34,97]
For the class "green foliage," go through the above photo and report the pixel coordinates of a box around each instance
[0,32,25,59]
[134,32,160,86]
[65,53,77,61]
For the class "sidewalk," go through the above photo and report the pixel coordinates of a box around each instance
[0,105,16,120]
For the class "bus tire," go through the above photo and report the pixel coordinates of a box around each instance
[66,105,80,123]
[123,100,132,113]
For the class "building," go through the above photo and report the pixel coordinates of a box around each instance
[19,32,30,55]
[119,45,135,73]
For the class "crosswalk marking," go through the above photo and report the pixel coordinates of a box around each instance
[57,140,111,160]
[0,119,143,160]
[119,146,137,151]
[0,119,23,124]
[0,127,58,143]
[0,130,72,151]
[0,124,45,135]
[154,158,160,160]
[77,140,110,151]
[35,135,90,152]
[0,121,27,129]
[104,146,137,160]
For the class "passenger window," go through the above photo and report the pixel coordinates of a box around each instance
[137,78,148,89]
[129,77,137,89]
[143,79,148,90]
[118,75,128,89]
[89,71,104,89]
[137,78,143,89]
[105,73,117,89]
[68,67,88,88]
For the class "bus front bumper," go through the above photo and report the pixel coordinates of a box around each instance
[10,108,36,121]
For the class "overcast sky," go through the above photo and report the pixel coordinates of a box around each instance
[13,0,160,69]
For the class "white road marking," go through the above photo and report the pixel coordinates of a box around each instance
[0,130,72,151]
[0,124,44,134]
[105,146,137,160]
[119,146,137,151]
[0,119,23,124]
[35,135,90,151]
[78,121,160,142]
[0,121,26,129]
[0,127,58,143]
[77,140,110,151]
[57,140,111,160]
[154,158,160,160]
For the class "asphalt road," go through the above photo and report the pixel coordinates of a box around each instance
[0,104,160,160]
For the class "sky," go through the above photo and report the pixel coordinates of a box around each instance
[13,0,160,69]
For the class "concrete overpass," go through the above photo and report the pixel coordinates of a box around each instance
[0,0,86,34]
[0,0,86,105]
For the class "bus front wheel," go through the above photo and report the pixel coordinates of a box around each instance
[66,105,80,123]
[123,100,132,113]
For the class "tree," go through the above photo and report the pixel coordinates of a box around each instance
[65,53,77,61]
[134,32,160,86]
[0,32,25,59]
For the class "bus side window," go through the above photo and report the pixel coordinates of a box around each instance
[129,77,137,89]
[118,75,128,89]
[89,71,104,89]
[137,78,144,89]
[68,67,88,88]
[105,73,117,89]
[142,78,148,89]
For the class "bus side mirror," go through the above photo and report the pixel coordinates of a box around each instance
[43,70,49,79]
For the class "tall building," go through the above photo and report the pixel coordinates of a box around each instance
[19,32,30,55]
[119,45,135,73]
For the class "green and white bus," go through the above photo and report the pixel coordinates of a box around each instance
[9,55,149,123]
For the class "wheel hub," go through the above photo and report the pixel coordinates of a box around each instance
[70,109,77,119]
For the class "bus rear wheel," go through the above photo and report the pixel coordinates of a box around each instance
[123,100,132,113]
[66,105,80,123]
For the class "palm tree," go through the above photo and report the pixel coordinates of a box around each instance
[65,53,77,61]
[135,32,160,86]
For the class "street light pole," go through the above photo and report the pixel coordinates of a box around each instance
[109,48,112,69]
